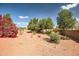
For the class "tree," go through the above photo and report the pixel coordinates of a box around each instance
[27,18,39,31]
[38,18,46,30]
[45,17,53,29]
[27,17,53,32]
[39,17,53,31]
[57,9,76,29]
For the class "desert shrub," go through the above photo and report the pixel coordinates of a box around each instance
[49,32,60,44]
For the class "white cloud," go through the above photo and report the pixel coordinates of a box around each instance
[18,16,29,19]
[61,4,79,10]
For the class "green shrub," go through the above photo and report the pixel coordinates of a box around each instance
[49,32,60,44]
[27,18,39,31]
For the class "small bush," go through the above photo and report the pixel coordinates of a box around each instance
[49,32,60,44]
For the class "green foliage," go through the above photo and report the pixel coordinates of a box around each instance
[27,17,53,32]
[28,18,39,31]
[39,17,53,30]
[46,17,53,29]
[38,18,46,30]
[57,9,76,29]
[49,32,60,44]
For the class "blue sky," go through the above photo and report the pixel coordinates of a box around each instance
[0,3,79,27]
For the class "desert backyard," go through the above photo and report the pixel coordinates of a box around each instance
[0,3,79,56]
[0,29,79,56]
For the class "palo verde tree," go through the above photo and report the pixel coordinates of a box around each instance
[57,9,76,29]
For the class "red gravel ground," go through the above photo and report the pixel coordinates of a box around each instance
[0,30,79,56]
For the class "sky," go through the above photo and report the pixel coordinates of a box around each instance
[0,3,79,27]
